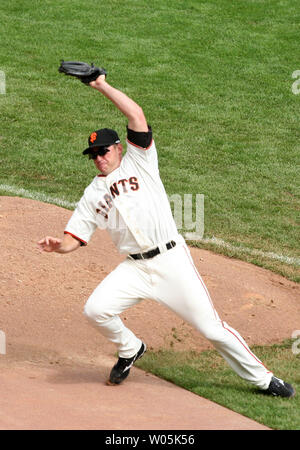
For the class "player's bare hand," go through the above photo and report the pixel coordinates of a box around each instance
[89,74,106,89]
[38,236,62,253]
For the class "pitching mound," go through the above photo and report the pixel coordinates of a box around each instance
[0,196,298,430]
[0,195,299,365]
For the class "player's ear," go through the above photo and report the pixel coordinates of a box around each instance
[117,143,123,157]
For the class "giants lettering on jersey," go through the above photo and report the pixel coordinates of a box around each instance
[96,176,139,219]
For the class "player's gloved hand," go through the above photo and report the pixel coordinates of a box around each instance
[58,60,107,85]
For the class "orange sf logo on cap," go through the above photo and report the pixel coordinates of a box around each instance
[90,132,97,143]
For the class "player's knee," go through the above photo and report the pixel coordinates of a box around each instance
[83,301,96,322]
[198,322,227,344]
[83,297,108,324]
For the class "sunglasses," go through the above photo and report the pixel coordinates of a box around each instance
[88,147,110,160]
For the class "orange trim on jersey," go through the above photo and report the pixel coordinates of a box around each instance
[64,231,87,246]
[183,246,218,320]
[126,138,153,151]
[183,245,271,373]
[221,322,271,372]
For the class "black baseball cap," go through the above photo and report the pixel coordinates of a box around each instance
[82,128,120,155]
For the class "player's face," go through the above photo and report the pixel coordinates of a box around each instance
[92,144,123,175]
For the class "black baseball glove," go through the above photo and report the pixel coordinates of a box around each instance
[58,60,107,84]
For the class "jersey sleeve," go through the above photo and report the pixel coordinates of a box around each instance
[64,189,97,246]
[125,126,159,171]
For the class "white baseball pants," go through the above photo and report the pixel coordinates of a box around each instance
[84,242,272,389]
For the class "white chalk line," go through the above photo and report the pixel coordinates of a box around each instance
[0,183,77,209]
[1,183,299,267]
[196,237,300,267]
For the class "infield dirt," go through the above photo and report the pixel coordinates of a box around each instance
[0,196,299,430]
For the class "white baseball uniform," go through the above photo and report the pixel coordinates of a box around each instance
[65,130,273,389]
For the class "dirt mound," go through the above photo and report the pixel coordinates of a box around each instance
[0,196,299,368]
[1,195,298,430]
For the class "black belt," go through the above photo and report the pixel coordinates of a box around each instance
[129,241,176,260]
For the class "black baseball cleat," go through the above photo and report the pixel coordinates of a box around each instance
[263,376,295,398]
[107,342,147,385]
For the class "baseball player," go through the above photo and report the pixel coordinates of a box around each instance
[38,62,294,397]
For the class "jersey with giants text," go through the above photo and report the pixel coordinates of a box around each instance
[64,138,182,254]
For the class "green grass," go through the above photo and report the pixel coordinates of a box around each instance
[136,340,300,430]
[0,0,299,280]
